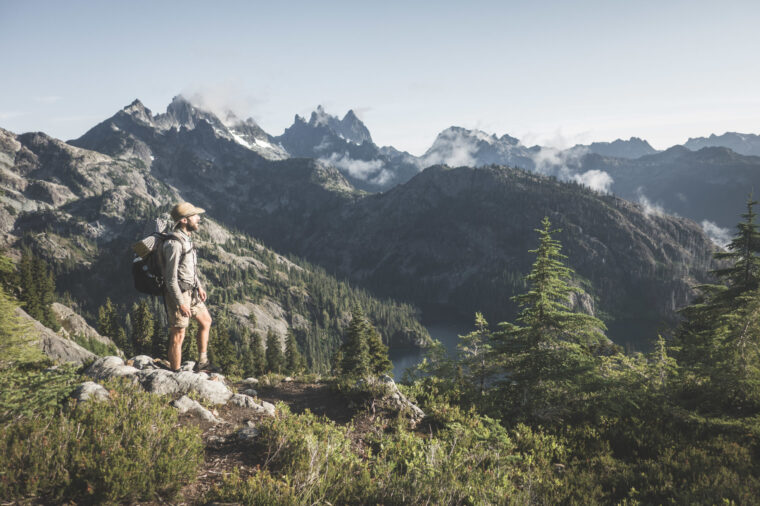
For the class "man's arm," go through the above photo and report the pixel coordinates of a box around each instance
[162,240,185,308]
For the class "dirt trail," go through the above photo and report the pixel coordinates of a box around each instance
[257,380,355,423]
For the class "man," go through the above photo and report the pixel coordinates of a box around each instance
[163,202,213,372]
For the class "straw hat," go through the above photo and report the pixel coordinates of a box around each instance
[170,202,205,224]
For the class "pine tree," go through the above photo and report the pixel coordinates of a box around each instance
[713,197,760,295]
[458,312,493,396]
[129,299,154,355]
[265,329,285,374]
[209,317,241,376]
[495,217,607,422]
[676,198,760,411]
[33,256,57,329]
[98,298,128,353]
[252,331,267,376]
[15,249,57,329]
[284,330,306,374]
[339,305,371,378]
[366,324,392,376]
[17,249,40,321]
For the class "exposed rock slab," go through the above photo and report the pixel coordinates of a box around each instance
[17,307,96,365]
[71,381,110,403]
[172,395,220,423]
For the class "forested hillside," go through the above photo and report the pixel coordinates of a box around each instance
[0,127,429,374]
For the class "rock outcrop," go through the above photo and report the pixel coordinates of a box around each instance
[17,307,96,365]
[51,302,120,354]
[79,355,276,423]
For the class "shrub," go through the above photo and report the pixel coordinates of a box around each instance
[208,406,371,505]
[71,332,120,357]
[0,363,83,422]
[0,381,203,503]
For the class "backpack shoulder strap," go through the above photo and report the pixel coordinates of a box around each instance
[161,233,191,258]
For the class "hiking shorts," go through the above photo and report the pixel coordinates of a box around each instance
[165,289,207,329]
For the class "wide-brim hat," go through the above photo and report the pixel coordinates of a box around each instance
[171,202,205,223]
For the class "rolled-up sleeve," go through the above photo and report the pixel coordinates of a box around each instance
[162,240,184,306]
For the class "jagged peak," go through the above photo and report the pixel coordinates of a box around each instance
[121,99,153,123]
[434,126,499,144]
[309,105,332,127]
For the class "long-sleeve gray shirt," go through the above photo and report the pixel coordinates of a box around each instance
[161,229,203,306]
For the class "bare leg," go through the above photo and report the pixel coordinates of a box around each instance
[195,308,212,359]
[168,327,186,370]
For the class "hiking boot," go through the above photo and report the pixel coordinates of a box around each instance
[193,360,220,373]
[156,359,180,373]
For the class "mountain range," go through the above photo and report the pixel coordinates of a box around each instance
[12,96,717,350]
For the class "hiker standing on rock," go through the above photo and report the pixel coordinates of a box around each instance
[163,202,213,372]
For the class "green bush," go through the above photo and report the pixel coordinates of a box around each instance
[208,405,370,505]
[0,381,203,503]
[0,363,83,422]
[71,332,120,357]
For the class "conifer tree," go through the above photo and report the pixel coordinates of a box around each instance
[265,329,285,374]
[16,249,57,329]
[129,299,154,355]
[33,255,57,329]
[209,317,241,376]
[367,324,392,375]
[98,298,128,353]
[252,331,267,376]
[676,197,760,411]
[284,330,306,374]
[458,312,494,396]
[339,305,371,378]
[17,249,40,320]
[495,217,607,422]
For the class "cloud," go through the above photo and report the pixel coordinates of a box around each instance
[528,145,588,180]
[182,81,264,126]
[572,169,614,193]
[701,220,732,248]
[635,187,667,217]
[420,128,496,167]
[421,129,481,168]
[319,152,387,184]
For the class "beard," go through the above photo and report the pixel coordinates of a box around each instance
[186,221,199,232]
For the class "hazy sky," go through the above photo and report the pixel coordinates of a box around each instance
[2,0,758,155]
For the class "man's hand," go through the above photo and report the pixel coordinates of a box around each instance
[198,287,207,302]
[179,304,191,317]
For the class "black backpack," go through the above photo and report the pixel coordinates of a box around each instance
[131,220,185,296]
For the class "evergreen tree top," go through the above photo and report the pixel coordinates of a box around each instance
[511,217,607,347]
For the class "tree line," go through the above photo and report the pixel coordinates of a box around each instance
[404,203,760,503]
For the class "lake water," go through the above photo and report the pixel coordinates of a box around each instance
[390,321,473,379]
[389,318,661,379]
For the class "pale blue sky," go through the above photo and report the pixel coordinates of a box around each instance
[2,0,758,154]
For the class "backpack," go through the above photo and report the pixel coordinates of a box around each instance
[131,219,184,296]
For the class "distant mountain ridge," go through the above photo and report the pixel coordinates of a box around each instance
[683,132,760,157]
[580,137,658,159]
